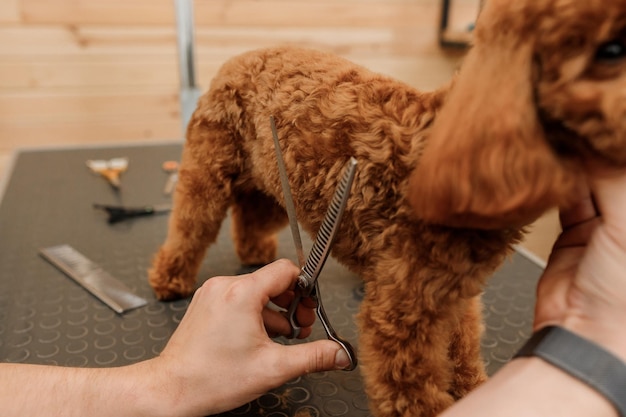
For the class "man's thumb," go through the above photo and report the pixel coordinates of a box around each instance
[281,340,352,376]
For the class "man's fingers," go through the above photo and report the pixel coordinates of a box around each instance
[262,308,292,337]
[262,304,316,339]
[244,259,301,301]
[269,291,293,310]
[272,340,352,380]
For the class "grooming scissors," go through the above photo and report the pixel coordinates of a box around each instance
[271,116,358,371]
[93,203,172,224]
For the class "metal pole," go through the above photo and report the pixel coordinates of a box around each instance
[174,0,201,137]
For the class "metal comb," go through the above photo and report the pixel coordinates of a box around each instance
[40,244,148,314]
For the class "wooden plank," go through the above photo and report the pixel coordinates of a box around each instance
[0,88,180,123]
[0,119,182,151]
[0,33,454,91]
[21,0,175,26]
[345,56,458,91]
[203,0,431,29]
[0,51,457,124]
[192,51,459,92]
[0,54,455,100]
[21,0,437,28]
[0,26,178,55]
[0,55,180,89]
[0,0,20,23]
[0,25,437,57]
[191,26,439,57]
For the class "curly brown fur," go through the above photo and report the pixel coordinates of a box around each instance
[149,1,626,416]
[410,0,626,228]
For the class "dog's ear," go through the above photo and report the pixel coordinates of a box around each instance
[408,34,579,229]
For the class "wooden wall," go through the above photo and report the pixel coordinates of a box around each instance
[0,0,478,177]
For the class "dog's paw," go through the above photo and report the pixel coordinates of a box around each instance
[148,272,195,301]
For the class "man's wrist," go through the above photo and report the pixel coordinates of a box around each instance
[516,326,626,417]
[119,360,183,417]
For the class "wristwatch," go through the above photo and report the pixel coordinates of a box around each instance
[516,326,626,417]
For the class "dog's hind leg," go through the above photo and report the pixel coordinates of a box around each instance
[447,295,488,399]
[148,119,240,300]
[231,188,288,266]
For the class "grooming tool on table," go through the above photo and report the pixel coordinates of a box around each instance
[86,157,128,189]
[93,203,172,224]
[271,116,358,371]
[40,244,148,314]
[162,160,179,195]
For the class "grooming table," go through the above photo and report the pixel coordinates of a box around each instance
[0,143,544,416]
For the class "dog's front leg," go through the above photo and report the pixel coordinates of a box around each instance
[447,295,488,399]
[358,271,461,417]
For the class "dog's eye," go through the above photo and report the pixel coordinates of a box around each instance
[594,39,626,61]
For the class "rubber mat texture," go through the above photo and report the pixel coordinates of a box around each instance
[0,144,543,416]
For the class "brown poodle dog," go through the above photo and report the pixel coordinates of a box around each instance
[149,0,626,416]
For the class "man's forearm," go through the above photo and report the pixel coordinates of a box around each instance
[0,361,167,417]
[442,357,618,417]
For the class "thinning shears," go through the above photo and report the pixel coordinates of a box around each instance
[271,116,358,371]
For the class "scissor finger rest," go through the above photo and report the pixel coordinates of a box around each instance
[285,290,304,339]
[285,282,358,371]
[311,282,358,371]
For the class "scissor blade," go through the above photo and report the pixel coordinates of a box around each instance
[270,116,306,267]
[300,157,357,291]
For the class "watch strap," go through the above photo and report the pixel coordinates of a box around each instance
[516,326,626,417]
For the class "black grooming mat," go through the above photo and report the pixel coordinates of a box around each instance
[0,143,543,416]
